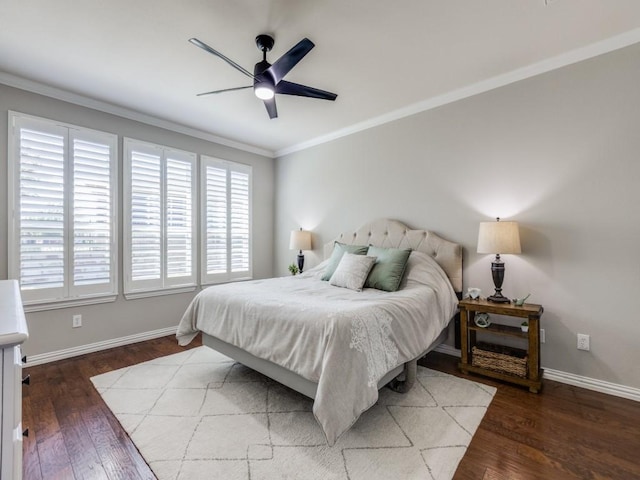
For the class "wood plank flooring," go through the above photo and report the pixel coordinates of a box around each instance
[23,336,202,480]
[419,353,640,480]
[22,335,640,479]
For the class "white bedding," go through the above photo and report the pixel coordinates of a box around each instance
[176,251,457,445]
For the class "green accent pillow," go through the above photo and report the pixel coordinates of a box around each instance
[321,242,369,281]
[364,246,412,292]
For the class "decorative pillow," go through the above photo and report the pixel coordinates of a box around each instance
[329,254,377,291]
[364,246,412,292]
[321,242,369,281]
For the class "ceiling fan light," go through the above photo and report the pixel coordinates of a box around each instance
[254,85,274,100]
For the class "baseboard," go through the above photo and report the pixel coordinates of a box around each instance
[433,343,461,357]
[433,343,640,403]
[25,326,177,367]
[26,334,640,403]
[542,368,640,402]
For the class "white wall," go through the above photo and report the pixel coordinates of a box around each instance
[0,84,275,357]
[275,43,640,389]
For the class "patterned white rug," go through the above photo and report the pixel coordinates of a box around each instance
[91,347,496,480]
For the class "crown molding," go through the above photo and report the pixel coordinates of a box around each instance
[0,71,275,158]
[276,27,640,158]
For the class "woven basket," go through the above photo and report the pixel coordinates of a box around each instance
[472,342,528,377]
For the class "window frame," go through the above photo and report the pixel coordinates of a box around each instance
[200,155,253,286]
[123,138,198,298]
[7,111,118,311]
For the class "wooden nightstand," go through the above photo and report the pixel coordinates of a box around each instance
[458,298,543,393]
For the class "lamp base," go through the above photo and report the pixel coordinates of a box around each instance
[297,252,305,273]
[487,293,511,303]
[488,255,510,303]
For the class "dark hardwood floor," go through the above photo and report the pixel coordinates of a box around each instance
[419,354,640,480]
[22,336,640,480]
[23,335,202,480]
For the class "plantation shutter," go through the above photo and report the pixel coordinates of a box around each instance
[8,112,118,306]
[16,125,67,301]
[165,151,196,286]
[204,164,228,277]
[129,146,162,290]
[201,156,252,284]
[230,169,250,273]
[70,130,117,296]
[124,139,196,295]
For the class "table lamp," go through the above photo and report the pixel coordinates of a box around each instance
[289,228,311,273]
[477,217,521,303]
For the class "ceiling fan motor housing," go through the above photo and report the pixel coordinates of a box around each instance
[254,59,272,79]
[254,59,275,98]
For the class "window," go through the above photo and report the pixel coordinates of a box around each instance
[201,156,252,284]
[7,112,118,308]
[123,138,197,297]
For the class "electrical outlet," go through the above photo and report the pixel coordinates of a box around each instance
[577,333,590,351]
[72,314,82,328]
[540,329,545,344]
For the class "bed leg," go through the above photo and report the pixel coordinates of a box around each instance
[388,359,417,393]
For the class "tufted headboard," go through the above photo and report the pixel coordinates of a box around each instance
[323,218,462,293]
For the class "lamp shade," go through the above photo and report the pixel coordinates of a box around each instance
[477,220,521,254]
[289,229,311,251]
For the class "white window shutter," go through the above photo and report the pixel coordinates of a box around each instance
[8,112,118,306]
[230,169,250,274]
[125,141,162,292]
[70,130,117,297]
[204,164,228,279]
[165,151,197,287]
[201,156,252,284]
[130,149,162,282]
[16,126,67,300]
[124,139,196,295]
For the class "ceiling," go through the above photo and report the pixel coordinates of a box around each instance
[1,1,640,157]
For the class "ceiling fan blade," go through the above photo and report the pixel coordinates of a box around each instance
[196,85,252,96]
[189,38,255,80]
[265,38,314,84]
[276,80,337,101]
[263,97,278,119]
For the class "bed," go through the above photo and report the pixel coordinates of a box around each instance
[176,218,462,444]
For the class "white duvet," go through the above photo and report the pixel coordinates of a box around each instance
[176,251,457,445]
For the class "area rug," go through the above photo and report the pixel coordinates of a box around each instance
[91,347,496,480]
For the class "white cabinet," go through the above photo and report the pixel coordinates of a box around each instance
[0,280,29,480]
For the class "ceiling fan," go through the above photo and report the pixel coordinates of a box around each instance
[189,34,337,119]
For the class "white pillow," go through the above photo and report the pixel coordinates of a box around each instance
[329,253,377,291]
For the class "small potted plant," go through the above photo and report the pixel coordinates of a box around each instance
[288,263,299,275]
[521,321,529,333]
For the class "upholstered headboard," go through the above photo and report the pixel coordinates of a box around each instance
[323,218,462,293]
